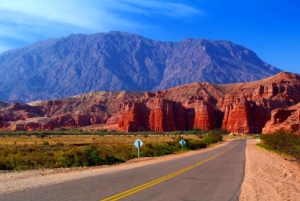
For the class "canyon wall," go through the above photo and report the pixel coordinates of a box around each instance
[115,92,219,132]
[0,72,299,133]
[114,72,300,133]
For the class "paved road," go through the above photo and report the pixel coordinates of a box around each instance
[1,139,246,201]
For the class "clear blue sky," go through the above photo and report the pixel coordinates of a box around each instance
[0,0,299,73]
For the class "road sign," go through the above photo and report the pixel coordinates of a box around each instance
[179,139,186,146]
[179,139,186,150]
[134,139,143,159]
[134,139,143,148]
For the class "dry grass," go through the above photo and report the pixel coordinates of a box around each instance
[0,134,200,146]
[0,134,206,170]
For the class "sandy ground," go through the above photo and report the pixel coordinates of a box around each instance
[1,139,300,200]
[240,139,300,201]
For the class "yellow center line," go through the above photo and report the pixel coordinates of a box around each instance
[101,140,240,201]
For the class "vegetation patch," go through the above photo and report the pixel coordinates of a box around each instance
[0,129,224,170]
[259,130,300,162]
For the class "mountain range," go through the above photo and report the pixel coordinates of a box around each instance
[0,31,281,103]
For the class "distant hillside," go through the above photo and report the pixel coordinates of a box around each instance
[0,31,281,102]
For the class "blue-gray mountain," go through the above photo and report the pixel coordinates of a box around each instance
[0,31,281,102]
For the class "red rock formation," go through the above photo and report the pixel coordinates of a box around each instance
[148,98,176,132]
[111,72,300,133]
[116,98,187,132]
[220,72,300,133]
[262,104,300,134]
[0,90,143,131]
[222,97,250,134]
[1,72,300,133]
[117,101,150,132]
[115,93,218,132]
[193,100,216,130]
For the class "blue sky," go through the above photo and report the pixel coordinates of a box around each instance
[0,0,299,73]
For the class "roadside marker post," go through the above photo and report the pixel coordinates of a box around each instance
[179,139,186,150]
[134,139,143,159]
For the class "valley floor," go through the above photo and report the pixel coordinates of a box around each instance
[1,139,300,200]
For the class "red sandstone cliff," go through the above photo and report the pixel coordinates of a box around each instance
[113,72,300,133]
[116,95,188,132]
[0,91,143,131]
[262,103,300,134]
[113,93,221,133]
[0,72,299,133]
[220,72,300,133]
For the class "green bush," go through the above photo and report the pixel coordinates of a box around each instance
[184,138,207,149]
[142,143,179,157]
[202,129,223,145]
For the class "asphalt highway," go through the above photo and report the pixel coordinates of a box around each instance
[1,139,246,201]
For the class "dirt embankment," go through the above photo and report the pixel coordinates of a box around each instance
[240,139,300,201]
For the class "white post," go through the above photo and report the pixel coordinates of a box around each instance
[138,140,140,159]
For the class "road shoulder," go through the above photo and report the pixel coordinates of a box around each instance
[240,139,300,201]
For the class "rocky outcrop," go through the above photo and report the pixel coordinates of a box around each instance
[117,97,189,132]
[0,91,143,131]
[262,104,300,134]
[114,83,226,132]
[117,101,150,132]
[147,98,186,132]
[220,72,300,133]
[193,100,216,131]
[115,92,221,132]
[222,97,272,134]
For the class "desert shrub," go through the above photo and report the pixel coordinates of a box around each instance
[0,142,126,170]
[95,129,107,134]
[260,129,300,161]
[0,132,224,170]
[142,143,179,157]
[186,128,207,135]
[184,138,207,149]
[60,145,125,167]
[202,130,223,145]
[211,128,229,135]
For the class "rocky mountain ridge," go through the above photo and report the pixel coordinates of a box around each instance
[0,31,281,102]
[0,72,299,134]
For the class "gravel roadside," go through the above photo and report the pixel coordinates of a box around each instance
[240,139,300,201]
